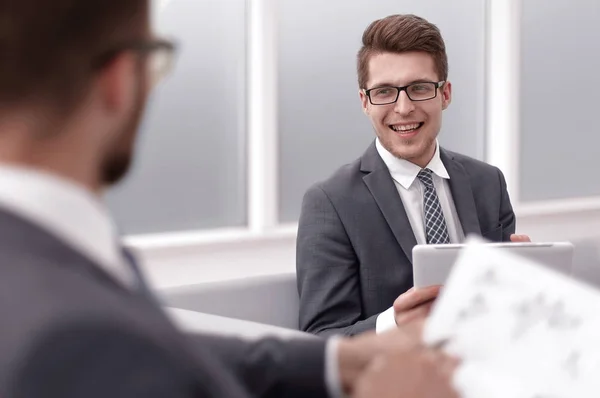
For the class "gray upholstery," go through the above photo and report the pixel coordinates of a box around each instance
[164,308,312,340]
[158,273,300,330]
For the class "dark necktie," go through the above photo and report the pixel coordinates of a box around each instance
[417,168,450,244]
[121,246,158,302]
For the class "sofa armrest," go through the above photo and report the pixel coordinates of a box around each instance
[163,307,314,340]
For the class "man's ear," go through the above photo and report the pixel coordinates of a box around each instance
[95,52,139,114]
[359,89,370,114]
[441,81,452,110]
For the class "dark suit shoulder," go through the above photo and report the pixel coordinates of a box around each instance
[442,149,509,201]
[8,319,244,398]
[0,247,188,389]
[304,156,364,200]
[0,252,251,398]
[442,148,503,179]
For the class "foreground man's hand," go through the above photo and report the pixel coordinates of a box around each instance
[352,344,460,398]
[336,329,420,395]
[393,285,441,327]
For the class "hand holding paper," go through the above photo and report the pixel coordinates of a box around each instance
[424,237,600,398]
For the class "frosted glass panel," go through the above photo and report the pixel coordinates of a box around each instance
[278,0,487,222]
[106,0,247,234]
[519,0,600,201]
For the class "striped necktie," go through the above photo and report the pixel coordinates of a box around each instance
[417,168,450,244]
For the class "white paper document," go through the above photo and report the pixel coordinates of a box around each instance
[423,238,600,398]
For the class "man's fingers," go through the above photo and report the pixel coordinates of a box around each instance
[402,317,426,339]
[396,303,432,326]
[440,354,460,376]
[428,347,460,373]
[422,300,436,315]
[510,234,531,242]
[353,347,460,398]
[393,285,441,312]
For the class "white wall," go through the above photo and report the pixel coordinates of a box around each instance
[128,209,600,290]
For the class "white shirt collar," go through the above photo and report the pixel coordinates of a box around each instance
[375,138,450,189]
[0,165,132,286]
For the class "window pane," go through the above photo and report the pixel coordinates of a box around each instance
[106,0,247,234]
[519,0,600,201]
[277,0,487,222]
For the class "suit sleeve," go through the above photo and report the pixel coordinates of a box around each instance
[9,321,245,398]
[188,333,330,398]
[297,184,379,337]
[497,168,516,241]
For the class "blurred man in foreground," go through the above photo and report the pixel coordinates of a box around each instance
[0,1,458,397]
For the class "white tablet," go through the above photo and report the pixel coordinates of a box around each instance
[412,241,575,288]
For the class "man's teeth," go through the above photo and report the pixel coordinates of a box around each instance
[391,123,420,132]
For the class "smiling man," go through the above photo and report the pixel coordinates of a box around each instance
[297,14,528,337]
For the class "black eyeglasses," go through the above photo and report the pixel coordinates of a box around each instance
[93,39,177,88]
[364,81,445,105]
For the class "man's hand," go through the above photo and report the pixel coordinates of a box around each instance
[510,234,531,242]
[393,285,441,328]
[352,345,459,398]
[336,329,419,395]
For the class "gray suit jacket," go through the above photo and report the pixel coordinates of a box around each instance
[297,141,516,336]
[0,210,328,398]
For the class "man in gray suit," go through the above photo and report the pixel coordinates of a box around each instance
[0,2,460,398]
[297,14,529,337]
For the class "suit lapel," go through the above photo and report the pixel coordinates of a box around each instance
[361,142,418,264]
[440,149,481,237]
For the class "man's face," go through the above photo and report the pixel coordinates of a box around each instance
[359,51,451,167]
[100,61,149,186]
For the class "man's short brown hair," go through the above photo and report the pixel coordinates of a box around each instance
[357,14,448,89]
[0,0,147,113]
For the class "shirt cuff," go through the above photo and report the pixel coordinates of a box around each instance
[325,337,345,398]
[376,306,397,334]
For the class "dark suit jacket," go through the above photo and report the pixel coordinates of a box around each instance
[0,209,328,398]
[297,141,516,337]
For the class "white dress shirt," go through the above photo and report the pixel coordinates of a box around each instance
[0,164,343,398]
[374,139,465,333]
[0,165,135,285]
